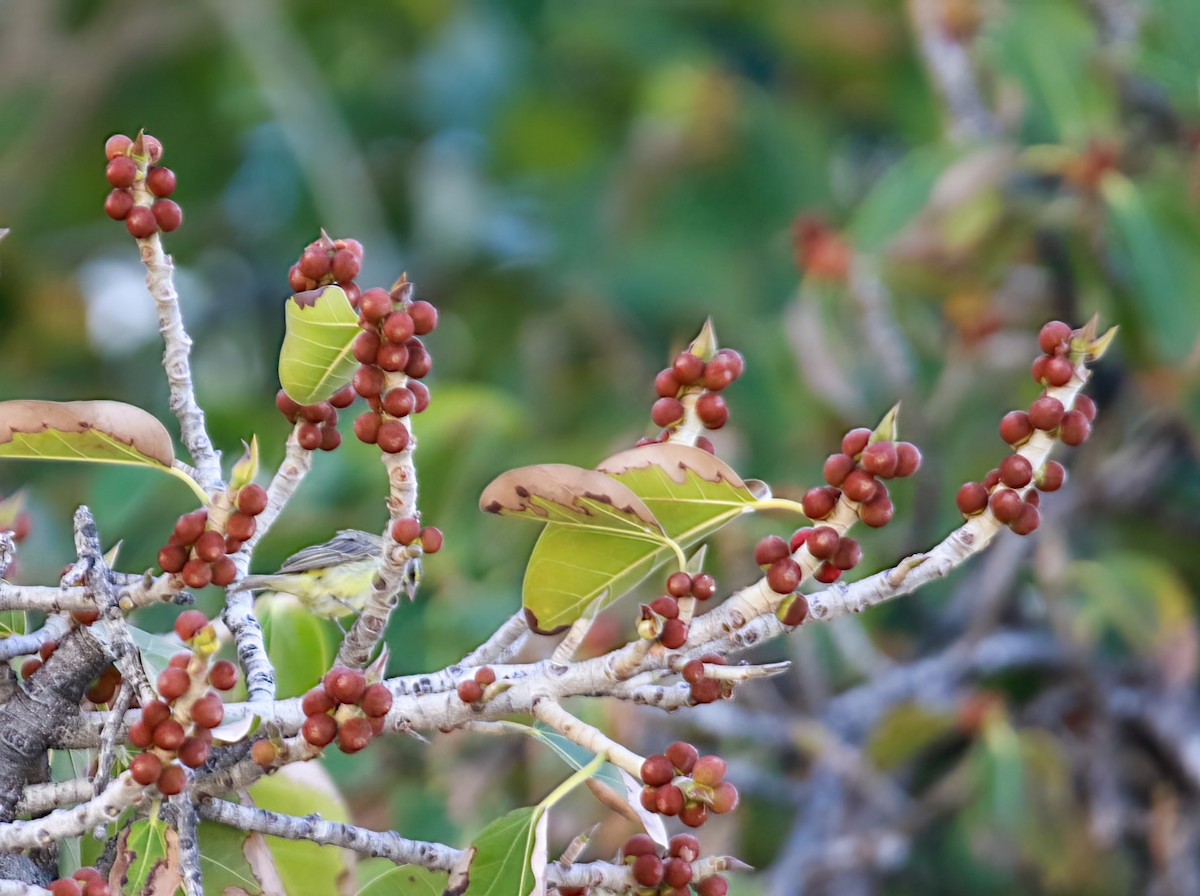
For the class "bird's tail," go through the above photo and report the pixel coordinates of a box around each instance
[232,574,280,593]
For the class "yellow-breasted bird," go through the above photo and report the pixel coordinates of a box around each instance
[236,529,385,619]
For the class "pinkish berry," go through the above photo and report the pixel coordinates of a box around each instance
[695,392,728,429]
[1075,394,1097,422]
[806,526,839,560]
[1037,460,1067,492]
[667,741,700,774]
[842,469,878,503]
[831,537,862,571]
[1029,395,1065,431]
[1059,410,1091,446]
[861,442,899,478]
[999,454,1033,489]
[802,486,840,520]
[666,572,693,598]
[692,755,726,787]
[767,558,801,594]
[651,397,685,428]
[642,754,675,786]
[673,352,705,385]
[147,167,177,198]
[842,427,871,457]
[703,349,744,391]
[754,535,790,567]
[655,368,681,398]
[1039,320,1073,354]
[823,453,856,487]
[789,527,812,552]
[1041,355,1074,387]
[895,442,922,477]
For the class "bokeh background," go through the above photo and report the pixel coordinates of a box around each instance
[1,0,1199,893]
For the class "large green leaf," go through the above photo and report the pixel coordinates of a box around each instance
[848,144,967,252]
[519,444,763,633]
[357,859,449,896]
[0,399,206,502]
[278,285,361,405]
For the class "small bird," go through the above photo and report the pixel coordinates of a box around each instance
[236,529,385,619]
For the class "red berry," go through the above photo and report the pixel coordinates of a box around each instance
[301,688,335,716]
[154,719,186,751]
[767,558,801,594]
[339,717,374,754]
[360,683,393,718]
[408,300,439,335]
[650,596,680,619]
[275,390,302,423]
[642,754,675,786]
[392,517,421,545]
[623,833,660,858]
[377,420,410,454]
[320,425,342,452]
[86,670,119,705]
[814,562,841,584]
[655,368,681,398]
[360,288,393,323]
[229,511,260,542]
[666,572,693,598]
[831,537,862,570]
[331,249,361,283]
[324,667,367,705]
[999,454,1033,489]
[667,740,700,774]
[1075,394,1097,422]
[106,156,137,189]
[1059,410,1091,446]
[651,397,685,428]
[683,660,706,684]
[251,740,278,767]
[104,188,133,220]
[696,392,728,429]
[39,641,57,662]
[640,786,659,813]
[802,486,840,520]
[168,653,191,670]
[297,423,323,451]
[655,784,686,816]
[633,854,665,887]
[679,802,709,828]
[1041,355,1074,387]
[1000,411,1033,446]
[302,713,338,747]
[823,453,856,487]
[175,610,209,641]
[754,535,790,567]
[895,442,922,478]
[842,469,879,503]
[377,341,410,373]
[147,166,176,198]
[861,442,899,478]
[957,481,989,515]
[73,869,103,886]
[697,876,729,896]
[475,667,497,686]
[140,134,164,163]
[842,427,871,457]
[192,530,223,563]
[690,573,717,600]
[237,484,269,517]
[660,618,688,649]
[408,381,430,413]
[179,736,211,769]
[1039,320,1073,354]
[1010,501,1041,535]
[690,677,723,704]
[859,492,895,528]
[130,753,163,786]
[420,526,444,554]
[158,544,188,574]
[780,593,810,626]
[208,660,238,691]
[669,833,701,861]
[329,385,356,409]
[989,488,1023,524]
[158,667,190,702]
[711,781,739,814]
[105,134,133,159]
[983,468,1002,490]
[354,412,381,444]
[404,344,432,379]
[125,206,158,238]
[153,200,183,233]
[457,680,483,703]
[693,755,727,787]
[1038,460,1067,491]
[382,311,415,344]
[191,693,224,729]
[664,857,694,888]
[1029,395,1065,431]
[673,352,705,385]
[703,349,744,390]
[157,764,187,796]
[142,700,172,729]
[289,265,316,293]
[806,526,839,560]
[353,331,381,366]
[299,247,332,280]
[128,720,154,749]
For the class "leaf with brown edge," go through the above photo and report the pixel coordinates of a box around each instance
[0,399,208,502]
[480,463,662,532]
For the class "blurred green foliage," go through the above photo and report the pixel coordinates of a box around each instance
[1,0,1199,892]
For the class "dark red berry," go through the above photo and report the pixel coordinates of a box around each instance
[158,667,190,702]
[660,618,688,649]
[633,854,665,887]
[404,344,432,379]
[679,802,708,828]
[673,352,705,385]
[957,481,989,515]
[983,468,1002,490]
[143,700,172,729]
[175,610,209,641]
[1010,501,1041,535]
[408,381,430,412]
[289,265,316,293]
[153,200,182,233]
[391,517,421,545]
[324,667,367,705]
[105,134,133,159]
[377,341,410,373]
[802,486,840,520]
[301,688,336,717]
[130,753,163,786]
[655,784,686,816]
[125,206,158,238]
[408,300,439,335]
[360,288,393,323]
[383,311,415,344]
[754,535,790,567]
[419,526,443,554]
[989,488,1023,524]
[154,719,186,751]
[303,713,338,747]
[895,442,922,477]
[650,596,680,619]
[157,764,187,796]
[842,469,879,503]
[823,453,855,487]
[999,454,1033,489]
[191,693,224,729]
[651,397,685,428]
[664,857,694,888]
[299,247,332,280]
[105,189,133,220]
[208,660,238,691]
[806,526,839,560]
[780,593,809,626]
[377,420,410,454]
[861,441,899,478]
[814,562,841,584]
[128,720,154,749]
[666,572,693,598]
[331,249,360,283]
[192,530,222,563]
[683,660,707,685]
[640,786,659,813]
[831,537,862,570]
[338,717,374,754]
[1075,394,1097,422]
[1059,410,1091,446]
[1039,320,1073,355]
[158,544,188,574]
[655,368,682,398]
[697,875,729,896]
[237,485,269,517]
[690,573,716,600]
[767,558,801,594]
[179,736,211,769]
[667,740,700,774]
[642,754,675,786]
[1041,355,1074,387]
[690,677,722,704]
[696,392,728,429]
[457,680,483,703]
[703,349,744,391]
[319,426,343,452]
[275,390,302,423]
[147,166,176,198]
[622,834,659,858]
[1029,395,1065,431]
[361,684,393,718]
[1000,411,1033,446]
[353,331,381,366]
[859,493,895,528]
[297,423,323,451]
[106,156,137,189]
[1038,460,1067,491]
[842,427,871,457]
[354,412,381,444]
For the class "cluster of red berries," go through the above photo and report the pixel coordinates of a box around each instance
[560,833,725,896]
[276,386,355,452]
[956,321,1097,537]
[103,133,182,238]
[391,516,444,556]
[127,612,237,794]
[819,429,923,527]
[639,743,738,828]
[350,282,438,454]
[46,868,110,896]
[288,233,365,303]
[641,572,718,649]
[650,348,745,436]
[157,485,268,587]
[300,666,393,754]
[455,666,496,704]
[681,654,730,705]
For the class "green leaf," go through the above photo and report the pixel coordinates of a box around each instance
[111,814,180,895]
[357,859,449,896]
[519,444,762,633]
[867,703,958,772]
[1100,172,1200,364]
[848,144,968,252]
[278,285,361,405]
[0,400,207,502]
[257,594,339,699]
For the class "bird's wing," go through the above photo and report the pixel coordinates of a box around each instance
[274,529,385,574]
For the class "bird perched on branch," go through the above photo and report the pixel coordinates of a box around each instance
[236,529,385,619]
